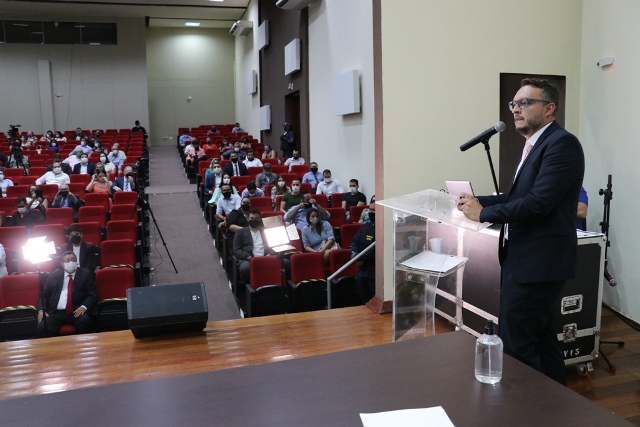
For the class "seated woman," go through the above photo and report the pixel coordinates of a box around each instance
[21,131,38,148]
[26,184,49,214]
[85,171,113,208]
[54,131,67,145]
[97,153,116,175]
[302,208,336,265]
[271,174,291,211]
[261,144,280,164]
[208,174,237,205]
[40,130,54,143]
[204,158,220,178]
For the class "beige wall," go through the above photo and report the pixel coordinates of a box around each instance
[379,0,583,300]
[579,0,640,321]
[147,27,236,146]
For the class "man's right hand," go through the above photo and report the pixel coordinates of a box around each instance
[456,192,474,210]
[37,310,48,323]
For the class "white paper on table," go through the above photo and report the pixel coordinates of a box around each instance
[360,406,455,427]
[400,250,467,275]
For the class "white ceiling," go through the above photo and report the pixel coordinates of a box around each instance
[0,0,251,27]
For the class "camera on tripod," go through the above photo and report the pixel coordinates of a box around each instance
[7,124,21,141]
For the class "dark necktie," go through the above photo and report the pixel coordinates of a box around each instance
[62,197,68,207]
[234,164,239,176]
[66,274,74,314]
[124,180,130,191]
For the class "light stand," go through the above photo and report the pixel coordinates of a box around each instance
[22,237,56,338]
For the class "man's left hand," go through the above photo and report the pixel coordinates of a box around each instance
[460,198,482,222]
[73,306,87,318]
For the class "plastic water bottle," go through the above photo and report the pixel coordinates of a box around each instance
[475,320,503,384]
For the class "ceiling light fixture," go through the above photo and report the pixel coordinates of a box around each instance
[185,22,201,27]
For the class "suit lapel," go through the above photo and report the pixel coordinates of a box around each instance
[511,121,559,188]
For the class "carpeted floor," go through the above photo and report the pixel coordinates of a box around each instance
[143,145,240,321]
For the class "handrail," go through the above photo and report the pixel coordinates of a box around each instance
[327,241,376,309]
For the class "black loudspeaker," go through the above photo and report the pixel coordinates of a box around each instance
[127,283,208,338]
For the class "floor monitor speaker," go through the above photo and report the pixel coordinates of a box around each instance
[127,282,208,338]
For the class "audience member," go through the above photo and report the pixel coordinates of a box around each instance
[272,175,291,210]
[358,196,376,223]
[285,191,330,230]
[72,153,96,175]
[255,163,277,189]
[62,225,100,271]
[54,131,67,145]
[37,251,98,337]
[27,185,49,213]
[261,144,280,164]
[131,120,148,139]
[284,149,305,172]
[47,138,61,152]
[49,154,73,175]
[302,162,322,190]
[232,209,280,283]
[240,181,265,199]
[202,138,216,152]
[240,136,252,151]
[343,179,367,221]
[0,168,14,196]
[204,162,223,198]
[73,127,87,141]
[208,174,237,206]
[280,122,296,158]
[316,169,344,198]
[107,143,127,170]
[223,152,248,177]
[112,166,137,193]
[185,139,206,172]
[63,150,83,170]
[280,179,302,212]
[7,146,29,169]
[243,149,263,168]
[90,130,102,143]
[40,130,54,143]
[222,142,247,160]
[207,125,220,136]
[51,184,83,222]
[36,161,71,187]
[6,197,45,229]
[215,183,242,229]
[231,122,244,134]
[351,202,376,303]
[302,208,336,264]
[220,137,232,152]
[72,137,93,155]
[21,131,37,148]
[86,171,113,197]
[179,129,192,147]
[224,197,251,243]
[96,153,115,174]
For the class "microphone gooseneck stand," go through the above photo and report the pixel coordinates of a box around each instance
[597,174,624,373]
[482,139,500,195]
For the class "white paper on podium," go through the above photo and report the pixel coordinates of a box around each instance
[360,406,455,427]
[400,250,467,276]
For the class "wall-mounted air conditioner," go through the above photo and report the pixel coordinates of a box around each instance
[275,0,318,11]
[230,21,253,36]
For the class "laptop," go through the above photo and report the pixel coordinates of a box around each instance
[445,180,474,197]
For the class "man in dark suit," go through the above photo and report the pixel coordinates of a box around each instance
[61,224,100,271]
[50,184,84,221]
[232,209,277,283]
[112,165,137,193]
[72,153,96,175]
[37,251,98,336]
[223,152,248,177]
[458,78,584,385]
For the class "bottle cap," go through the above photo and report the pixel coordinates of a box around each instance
[485,320,495,335]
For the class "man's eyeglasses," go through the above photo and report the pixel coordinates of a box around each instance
[508,98,550,111]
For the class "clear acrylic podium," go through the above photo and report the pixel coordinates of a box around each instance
[377,189,491,341]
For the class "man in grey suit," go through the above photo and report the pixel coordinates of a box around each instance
[458,78,584,385]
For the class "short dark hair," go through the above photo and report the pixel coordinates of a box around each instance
[349,179,359,186]
[67,224,83,234]
[247,148,254,154]
[60,251,77,261]
[323,169,331,175]
[15,197,27,205]
[246,181,256,191]
[248,209,261,217]
[521,78,559,116]
[263,163,272,170]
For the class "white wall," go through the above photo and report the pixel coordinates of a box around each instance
[579,0,640,321]
[379,0,583,301]
[307,0,375,197]
[234,0,262,141]
[0,18,148,134]
[146,27,236,146]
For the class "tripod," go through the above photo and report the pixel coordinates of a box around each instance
[597,174,624,373]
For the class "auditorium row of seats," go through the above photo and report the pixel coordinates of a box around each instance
[178,125,367,318]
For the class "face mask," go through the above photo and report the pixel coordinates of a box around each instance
[59,190,69,197]
[63,261,78,274]
[310,217,319,225]
[18,207,28,214]
[231,158,238,163]
[222,191,232,199]
[292,185,300,192]
[248,219,261,228]
[223,178,230,184]
[310,167,318,174]
[70,235,82,245]
[350,187,357,194]
[193,145,199,150]
[364,212,375,223]
[94,143,100,148]
[293,156,299,160]
[324,178,331,184]
[234,147,240,152]
[100,156,106,162]
[241,204,250,211]
[112,149,119,154]
[51,142,57,146]
[278,181,285,188]
[213,167,221,174]
[53,167,62,174]
[81,158,88,164]
[0,174,4,180]
[303,203,311,209]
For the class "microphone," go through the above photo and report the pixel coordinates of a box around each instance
[460,121,506,152]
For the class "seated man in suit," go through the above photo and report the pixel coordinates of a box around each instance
[112,165,137,193]
[37,251,98,336]
[222,152,248,177]
[233,209,280,284]
[72,153,96,175]
[5,197,45,229]
[61,225,100,271]
[50,184,84,222]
